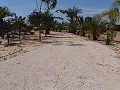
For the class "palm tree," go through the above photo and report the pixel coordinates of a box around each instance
[84,17,92,38]
[102,8,120,24]
[54,21,66,32]
[77,16,92,36]
[102,8,120,44]
[113,0,120,7]
[82,15,107,40]
[57,6,82,34]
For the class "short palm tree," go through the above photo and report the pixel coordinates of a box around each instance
[102,8,120,44]
[82,15,107,40]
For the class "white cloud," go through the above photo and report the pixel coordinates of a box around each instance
[9,6,35,8]
[80,6,107,14]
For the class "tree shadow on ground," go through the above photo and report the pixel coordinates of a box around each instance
[50,41,86,47]
[68,44,86,47]
[54,36,73,38]
[41,41,53,44]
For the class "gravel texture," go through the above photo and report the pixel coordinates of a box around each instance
[0,33,120,90]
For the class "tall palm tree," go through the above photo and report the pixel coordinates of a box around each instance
[113,0,120,7]
[102,8,119,44]
[57,6,82,34]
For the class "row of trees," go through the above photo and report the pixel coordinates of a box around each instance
[0,6,28,44]
[0,0,58,44]
[54,0,120,45]
[0,0,120,45]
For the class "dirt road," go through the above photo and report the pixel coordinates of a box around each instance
[0,32,120,90]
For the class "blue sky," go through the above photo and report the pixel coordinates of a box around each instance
[0,0,113,20]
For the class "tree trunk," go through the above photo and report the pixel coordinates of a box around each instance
[39,29,41,41]
[92,30,97,40]
[93,33,97,40]
[1,29,4,39]
[19,30,21,39]
[106,36,111,45]
[59,29,62,32]
[93,36,97,40]
[45,29,50,36]
[81,30,85,36]
[6,31,10,45]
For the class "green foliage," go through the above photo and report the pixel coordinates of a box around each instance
[10,16,26,30]
[105,25,116,45]
[28,10,56,36]
[77,16,92,36]
[57,6,82,34]
[102,6,120,45]
[81,15,107,40]
[113,0,120,7]
[0,6,15,18]
[53,21,66,32]
[102,8,120,24]
[28,10,43,27]
[91,14,107,40]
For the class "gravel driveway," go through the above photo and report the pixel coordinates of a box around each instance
[0,32,120,90]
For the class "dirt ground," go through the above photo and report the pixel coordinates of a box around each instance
[0,31,55,61]
[98,31,120,56]
[1,31,120,61]
[0,31,120,90]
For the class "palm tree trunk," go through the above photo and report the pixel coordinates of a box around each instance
[45,29,50,36]
[1,29,5,39]
[106,35,111,45]
[81,29,85,36]
[92,29,97,40]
